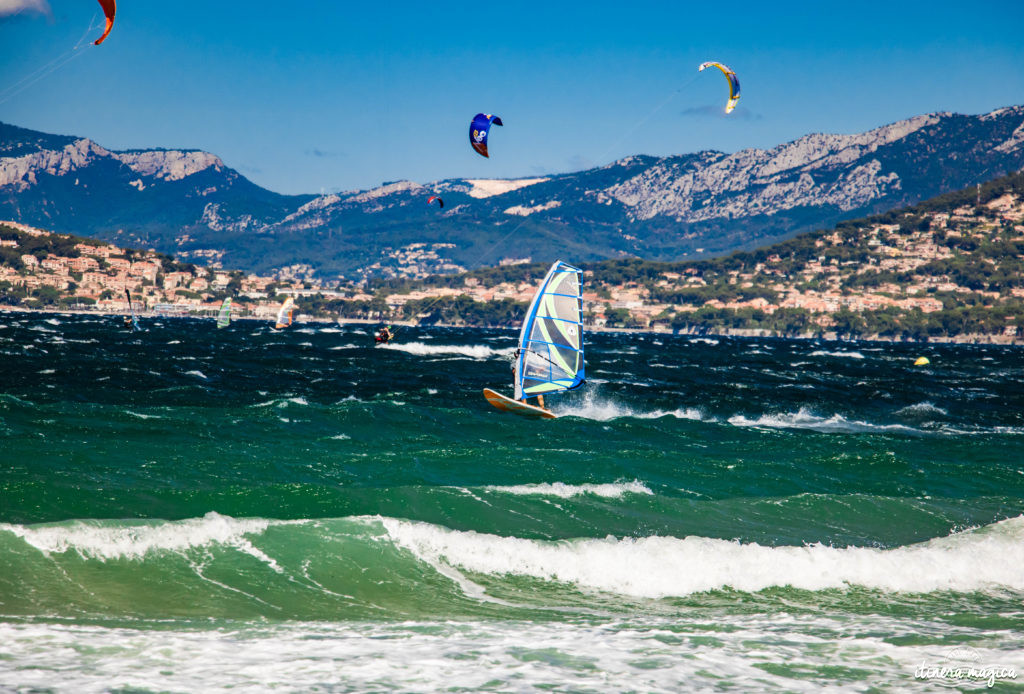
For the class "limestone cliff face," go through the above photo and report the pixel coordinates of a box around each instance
[602,114,945,222]
[113,149,224,181]
[0,139,112,191]
[0,138,226,191]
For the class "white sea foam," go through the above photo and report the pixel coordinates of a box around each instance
[381,515,1024,598]
[555,392,704,422]
[7,614,1015,694]
[810,349,865,359]
[184,370,208,379]
[481,480,653,499]
[380,342,515,360]
[728,407,918,434]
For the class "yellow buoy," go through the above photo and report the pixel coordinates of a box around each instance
[914,356,930,366]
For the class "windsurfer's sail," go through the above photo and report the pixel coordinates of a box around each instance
[514,260,585,401]
[274,297,295,330]
[217,298,232,329]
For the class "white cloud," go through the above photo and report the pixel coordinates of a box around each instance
[0,0,51,18]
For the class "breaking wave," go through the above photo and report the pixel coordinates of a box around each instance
[381,515,1024,598]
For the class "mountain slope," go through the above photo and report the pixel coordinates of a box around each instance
[1,106,1023,278]
[0,122,314,258]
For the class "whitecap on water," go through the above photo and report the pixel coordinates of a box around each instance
[379,342,514,360]
[480,480,653,499]
[809,350,865,359]
[554,392,704,422]
[728,408,918,435]
[895,402,949,418]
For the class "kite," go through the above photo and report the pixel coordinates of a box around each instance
[93,0,116,46]
[469,113,503,158]
[427,195,444,209]
[698,62,740,114]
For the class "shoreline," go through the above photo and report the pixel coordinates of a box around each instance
[3,304,1021,346]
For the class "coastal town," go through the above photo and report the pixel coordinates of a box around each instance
[1,172,1023,341]
[0,220,356,320]
[366,174,1024,341]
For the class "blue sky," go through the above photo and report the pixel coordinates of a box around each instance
[2,1,1023,195]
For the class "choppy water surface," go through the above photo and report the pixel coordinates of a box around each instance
[2,311,1023,691]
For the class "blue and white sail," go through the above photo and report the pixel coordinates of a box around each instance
[514,260,585,401]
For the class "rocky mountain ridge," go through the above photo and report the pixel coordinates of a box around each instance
[1,106,1022,278]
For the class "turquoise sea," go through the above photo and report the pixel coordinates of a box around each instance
[1,311,1023,692]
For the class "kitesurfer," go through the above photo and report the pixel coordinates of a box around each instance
[375,326,393,344]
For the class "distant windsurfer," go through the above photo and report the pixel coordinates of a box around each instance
[375,326,393,345]
[123,315,133,329]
